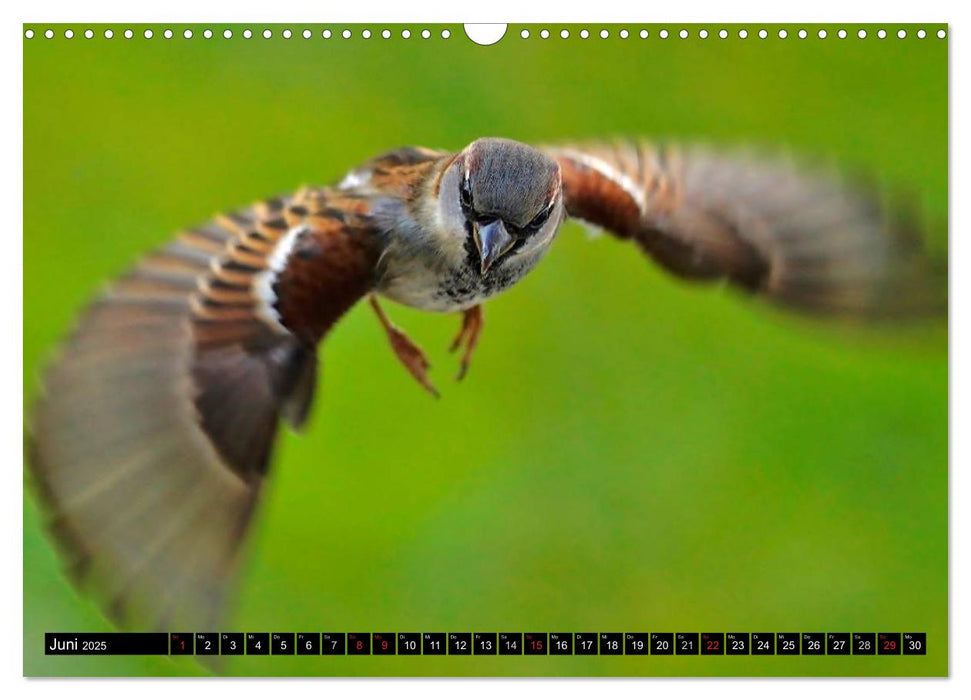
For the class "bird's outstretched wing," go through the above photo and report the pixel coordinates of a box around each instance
[546,142,944,317]
[29,190,381,631]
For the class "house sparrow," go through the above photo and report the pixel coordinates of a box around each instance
[29,137,943,631]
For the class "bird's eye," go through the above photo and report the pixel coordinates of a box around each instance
[525,204,552,232]
[460,177,474,213]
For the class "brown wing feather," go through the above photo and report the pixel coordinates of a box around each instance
[29,189,380,631]
[548,141,944,317]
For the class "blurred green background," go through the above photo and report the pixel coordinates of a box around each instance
[23,23,947,676]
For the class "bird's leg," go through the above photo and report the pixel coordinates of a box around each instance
[449,304,484,381]
[369,295,439,398]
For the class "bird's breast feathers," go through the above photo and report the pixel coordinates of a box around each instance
[376,230,544,312]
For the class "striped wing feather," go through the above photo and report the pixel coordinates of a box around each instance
[30,190,374,631]
[548,142,943,317]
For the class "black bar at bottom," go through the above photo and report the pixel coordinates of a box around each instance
[45,633,169,655]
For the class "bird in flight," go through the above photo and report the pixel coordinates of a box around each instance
[29,137,943,631]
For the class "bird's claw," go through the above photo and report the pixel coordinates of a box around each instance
[387,326,440,398]
[370,295,439,398]
[372,297,484,392]
[449,305,483,381]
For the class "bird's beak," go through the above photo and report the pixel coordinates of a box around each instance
[474,219,515,275]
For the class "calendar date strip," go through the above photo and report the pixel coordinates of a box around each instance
[46,632,926,656]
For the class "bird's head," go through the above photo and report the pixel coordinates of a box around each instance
[437,137,564,275]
